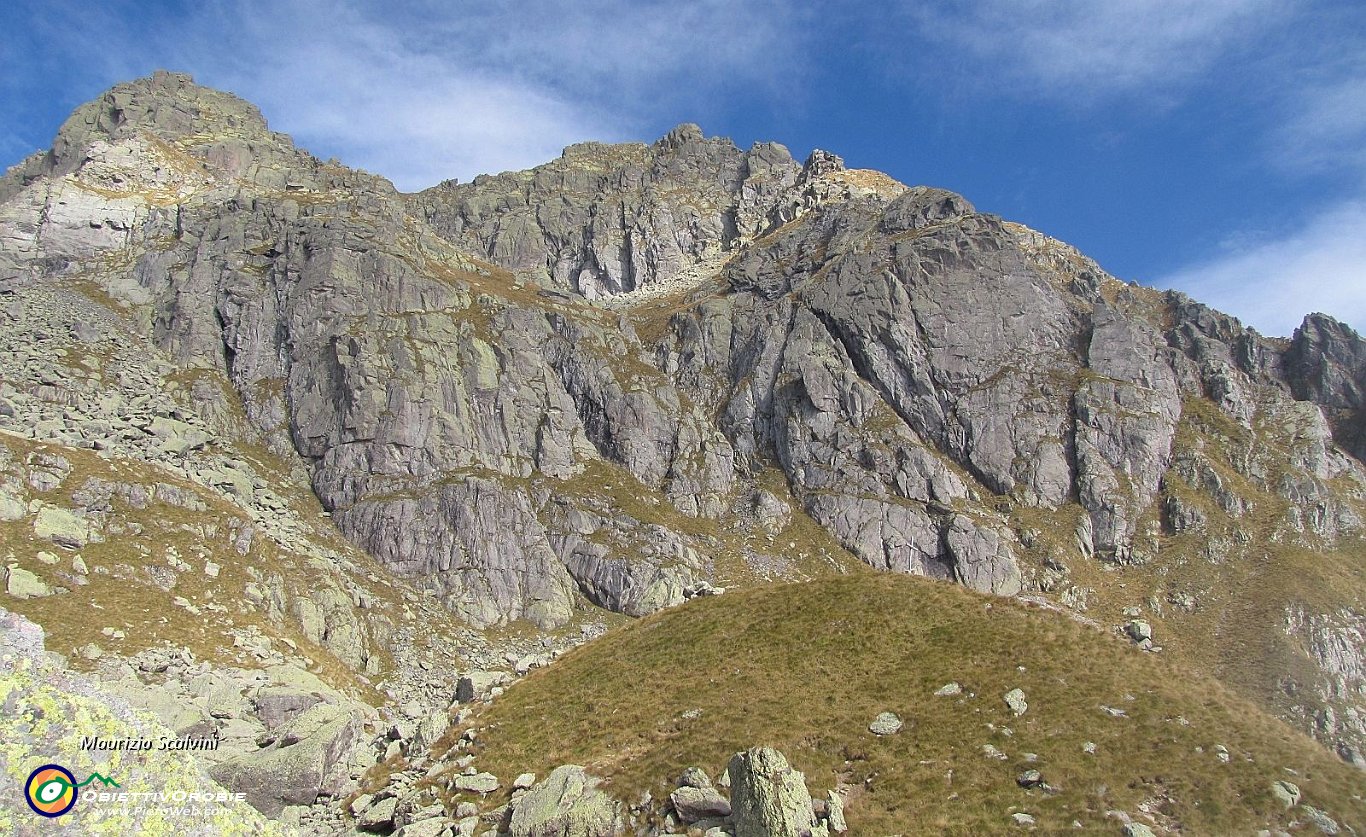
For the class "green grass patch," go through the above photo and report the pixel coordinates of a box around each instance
[464,574,1365,835]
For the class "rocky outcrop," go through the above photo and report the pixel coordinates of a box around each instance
[209,701,365,817]
[0,608,289,834]
[1286,606,1366,768]
[12,72,1362,623]
[727,747,824,837]
[5,73,1366,770]
[1,72,750,629]
[1286,314,1366,461]
[507,765,622,837]
[409,127,897,299]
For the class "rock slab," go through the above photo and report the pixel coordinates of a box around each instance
[728,747,826,837]
[507,764,621,837]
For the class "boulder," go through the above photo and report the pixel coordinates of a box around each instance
[451,772,500,794]
[357,796,398,832]
[826,790,847,833]
[869,711,904,736]
[411,709,449,753]
[1004,688,1028,716]
[455,670,510,703]
[149,415,212,454]
[728,747,825,837]
[678,766,713,789]
[102,677,209,735]
[209,702,363,817]
[1300,805,1340,835]
[1125,620,1153,643]
[670,785,731,822]
[394,818,454,837]
[253,685,325,729]
[0,487,24,521]
[1271,780,1300,808]
[32,505,90,547]
[507,765,621,837]
[4,565,51,599]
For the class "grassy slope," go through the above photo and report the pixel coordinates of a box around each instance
[460,574,1364,835]
[1009,391,1366,745]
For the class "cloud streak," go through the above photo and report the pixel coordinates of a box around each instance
[1157,201,1366,336]
[7,0,806,190]
[903,0,1289,101]
[1270,70,1366,180]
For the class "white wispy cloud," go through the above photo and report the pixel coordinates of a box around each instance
[905,0,1289,100]
[10,0,805,190]
[160,1,628,190]
[0,131,37,165]
[1157,201,1366,336]
[1151,10,1366,335]
[1270,70,1366,179]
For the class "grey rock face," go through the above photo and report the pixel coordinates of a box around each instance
[1284,605,1366,765]
[15,75,1362,631]
[507,764,622,837]
[728,747,824,837]
[7,73,1366,768]
[208,701,365,817]
[562,546,692,617]
[339,479,579,628]
[0,72,751,629]
[412,128,911,302]
[1074,302,1181,561]
[410,128,804,299]
[1286,314,1366,461]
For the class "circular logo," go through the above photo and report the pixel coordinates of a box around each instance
[25,764,78,818]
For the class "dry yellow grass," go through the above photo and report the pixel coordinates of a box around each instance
[459,574,1365,835]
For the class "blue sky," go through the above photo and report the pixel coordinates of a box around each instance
[2,0,1364,336]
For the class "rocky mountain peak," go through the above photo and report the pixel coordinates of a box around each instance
[801,148,845,179]
[49,70,275,174]
[654,121,706,152]
[1287,312,1366,459]
[1,75,1364,833]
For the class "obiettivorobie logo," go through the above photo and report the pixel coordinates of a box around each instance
[24,764,119,818]
[23,759,248,820]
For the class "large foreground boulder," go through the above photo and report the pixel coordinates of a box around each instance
[507,764,622,837]
[0,608,286,834]
[728,747,825,837]
[209,701,365,816]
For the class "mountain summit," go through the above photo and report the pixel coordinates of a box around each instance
[0,73,1362,834]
